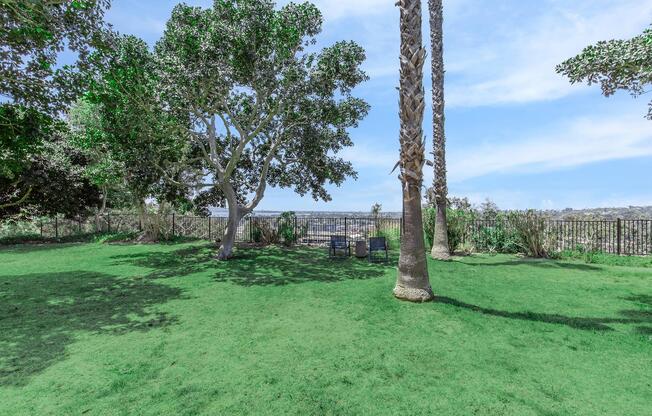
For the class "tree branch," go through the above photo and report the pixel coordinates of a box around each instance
[244,136,284,212]
[0,185,33,210]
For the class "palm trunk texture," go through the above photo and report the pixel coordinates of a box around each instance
[429,0,450,260]
[394,0,434,302]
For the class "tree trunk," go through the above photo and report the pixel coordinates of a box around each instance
[428,0,450,260]
[394,0,434,302]
[431,202,450,258]
[137,199,158,241]
[396,186,432,301]
[217,185,243,260]
[95,185,108,233]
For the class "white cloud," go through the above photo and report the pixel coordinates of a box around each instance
[447,114,652,182]
[339,143,396,170]
[446,0,652,107]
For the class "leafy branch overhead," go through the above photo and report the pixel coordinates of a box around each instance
[153,0,369,258]
[155,1,369,203]
[557,26,652,119]
[57,0,369,257]
[0,0,112,114]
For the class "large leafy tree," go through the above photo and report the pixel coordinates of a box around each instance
[155,0,369,259]
[0,104,54,202]
[557,25,652,119]
[68,98,125,215]
[0,134,101,218]
[428,0,449,260]
[393,0,433,302]
[1,0,111,211]
[81,35,195,230]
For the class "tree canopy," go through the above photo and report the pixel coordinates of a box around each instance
[1,0,112,215]
[1,0,369,244]
[74,34,196,217]
[1,0,111,113]
[154,0,369,257]
[0,133,101,216]
[557,25,652,119]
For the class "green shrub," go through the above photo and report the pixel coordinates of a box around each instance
[423,207,436,249]
[472,213,520,254]
[0,219,41,238]
[250,219,280,245]
[508,210,552,258]
[250,212,298,247]
[446,208,475,254]
[424,206,475,254]
[377,227,400,250]
[278,211,298,247]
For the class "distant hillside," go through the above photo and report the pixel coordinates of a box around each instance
[211,206,652,220]
[541,206,652,220]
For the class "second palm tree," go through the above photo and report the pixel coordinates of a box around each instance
[429,0,450,260]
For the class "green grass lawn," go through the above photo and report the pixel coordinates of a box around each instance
[0,242,650,415]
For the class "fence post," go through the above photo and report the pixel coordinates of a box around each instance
[344,217,348,241]
[172,213,176,237]
[617,218,622,255]
[55,216,58,239]
[78,216,82,234]
[208,217,211,241]
[40,220,43,237]
[107,213,111,233]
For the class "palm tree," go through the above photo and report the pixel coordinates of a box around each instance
[428,0,450,260]
[394,0,434,302]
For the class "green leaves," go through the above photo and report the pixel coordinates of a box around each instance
[557,26,652,119]
[0,104,56,179]
[1,0,111,114]
[154,0,368,209]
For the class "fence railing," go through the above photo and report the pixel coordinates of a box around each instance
[463,218,652,256]
[2,214,651,256]
[0,214,403,247]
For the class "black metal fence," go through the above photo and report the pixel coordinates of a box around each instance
[2,214,651,256]
[463,218,652,256]
[0,214,403,247]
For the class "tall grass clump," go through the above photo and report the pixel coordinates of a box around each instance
[508,210,552,258]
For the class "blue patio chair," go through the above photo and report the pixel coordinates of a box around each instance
[368,236,388,263]
[329,235,350,258]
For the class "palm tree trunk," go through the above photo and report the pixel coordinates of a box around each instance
[429,0,450,260]
[394,0,434,302]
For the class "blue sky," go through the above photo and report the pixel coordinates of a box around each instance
[105,0,652,212]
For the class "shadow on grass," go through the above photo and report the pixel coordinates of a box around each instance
[0,271,182,386]
[435,295,652,332]
[0,235,205,254]
[0,242,90,254]
[458,258,602,272]
[111,244,395,286]
[214,247,395,286]
[625,295,652,306]
[110,244,217,279]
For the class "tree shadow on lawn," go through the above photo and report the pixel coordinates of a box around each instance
[111,244,395,286]
[0,271,182,386]
[214,247,395,286]
[458,258,602,272]
[111,244,217,279]
[0,242,90,254]
[434,295,652,332]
